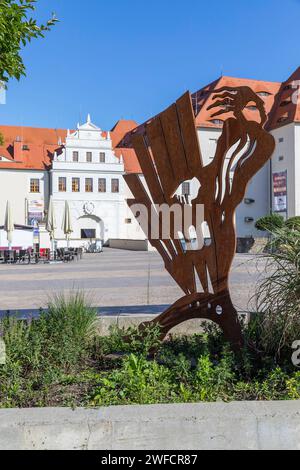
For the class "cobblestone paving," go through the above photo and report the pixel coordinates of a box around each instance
[0,249,266,316]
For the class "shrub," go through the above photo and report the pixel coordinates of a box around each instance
[91,323,163,359]
[44,291,97,367]
[91,353,174,406]
[255,214,284,232]
[253,227,300,358]
[285,217,300,231]
[1,291,300,408]
[0,292,97,407]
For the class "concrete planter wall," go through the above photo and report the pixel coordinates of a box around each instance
[0,401,300,450]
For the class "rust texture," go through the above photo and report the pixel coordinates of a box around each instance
[124,87,275,350]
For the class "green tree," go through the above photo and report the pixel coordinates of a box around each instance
[0,1,57,146]
[0,0,57,84]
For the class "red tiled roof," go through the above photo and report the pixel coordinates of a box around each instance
[0,121,142,173]
[0,125,67,170]
[192,75,281,128]
[118,71,299,151]
[110,120,141,174]
[267,67,300,130]
[111,120,138,147]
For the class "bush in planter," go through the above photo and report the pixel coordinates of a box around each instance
[285,216,300,231]
[255,214,284,232]
[253,226,300,358]
[0,292,97,407]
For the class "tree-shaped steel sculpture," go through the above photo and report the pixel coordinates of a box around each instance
[123,86,275,350]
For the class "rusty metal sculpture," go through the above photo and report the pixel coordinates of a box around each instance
[123,86,275,350]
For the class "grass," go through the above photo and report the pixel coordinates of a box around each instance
[0,293,300,408]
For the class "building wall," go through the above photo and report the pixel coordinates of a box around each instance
[271,123,296,218]
[0,169,49,226]
[293,124,300,216]
[0,118,297,251]
[49,120,145,248]
[197,127,270,238]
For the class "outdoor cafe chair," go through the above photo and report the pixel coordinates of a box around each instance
[19,250,30,264]
[55,248,68,262]
[4,250,16,264]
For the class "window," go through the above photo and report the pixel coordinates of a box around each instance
[125,218,132,224]
[73,151,79,162]
[279,156,284,162]
[277,116,288,123]
[72,178,80,192]
[85,178,93,192]
[111,178,119,193]
[182,182,190,196]
[279,138,284,143]
[209,119,223,126]
[257,91,271,97]
[58,177,67,192]
[99,152,106,163]
[81,229,96,239]
[98,178,106,193]
[86,152,92,162]
[280,99,292,107]
[30,179,40,193]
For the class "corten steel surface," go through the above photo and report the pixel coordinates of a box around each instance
[123,86,275,350]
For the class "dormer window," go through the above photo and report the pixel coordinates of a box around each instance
[277,114,289,123]
[209,119,223,126]
[280,98,292,107]
[22,144,29,151]
[100,152,106,163]
[257,91,271,97]
[283,84,292,91]
[86,152,92,163]
[73,151,79,162]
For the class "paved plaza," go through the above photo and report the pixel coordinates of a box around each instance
[0,248,266,317]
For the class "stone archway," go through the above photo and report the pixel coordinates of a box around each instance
[77,215,105,241]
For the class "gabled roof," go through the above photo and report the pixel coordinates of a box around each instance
[110,119,142,174]
[0,120,141,173]
[118,69,300,155]
[192,75,281,129]
[267,67,300,130]
[0,125,67,170]
[111,120,138,147]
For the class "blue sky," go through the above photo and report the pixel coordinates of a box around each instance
[2,0,300,130]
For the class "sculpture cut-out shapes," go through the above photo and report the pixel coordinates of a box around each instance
[123,86,275,350]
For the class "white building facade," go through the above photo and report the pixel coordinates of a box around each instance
[0,117,145,250]
[50,116,143,249]
[1,67,300,252]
